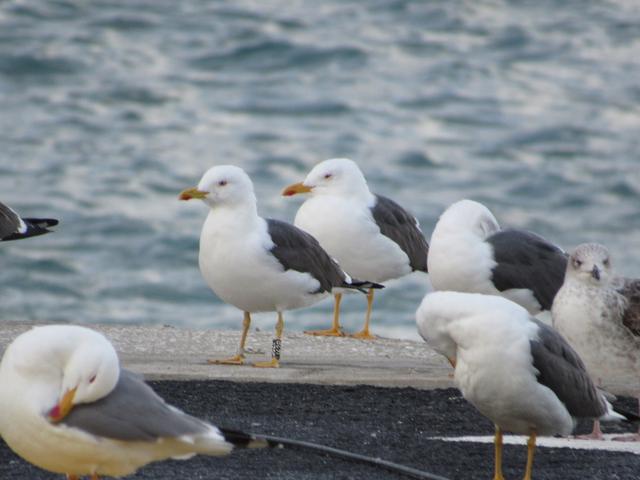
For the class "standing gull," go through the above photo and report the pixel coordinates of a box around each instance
[552,243,640,440]
[0,200,58,241]
[283,158,429,339]
[416,291,637,480]
[0,325,274,479]
[180,165,379,368]
[428,199,566,314]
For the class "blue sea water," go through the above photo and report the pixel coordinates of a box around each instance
[0,0,638,340]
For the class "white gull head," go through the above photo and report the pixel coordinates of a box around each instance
[415,291,529,365]
[196,165,256,209]
[566,243,613,286]
[301,158,372,200]
[179,165,257,211]
[433,199,500,240]
[0,325,119,421]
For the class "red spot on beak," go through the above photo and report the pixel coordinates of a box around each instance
[281,182,312,196]
[47,386,77,423]
[49,404,61,420]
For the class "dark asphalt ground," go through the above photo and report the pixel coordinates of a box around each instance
[2,381,639,479]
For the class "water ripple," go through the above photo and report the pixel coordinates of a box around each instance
[191,41,367,72]
[0,0,638,337]
[0,53,83,77]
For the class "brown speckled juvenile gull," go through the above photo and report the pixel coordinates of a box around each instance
[552,243,640,440]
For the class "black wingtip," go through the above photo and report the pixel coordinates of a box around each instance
[1,217,59,241]
[345,279,385,293]
[220,427,282,449]
[25,217,59,228]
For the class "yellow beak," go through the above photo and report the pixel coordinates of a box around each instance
[282,182,312,197]
[48,386,77,423]
[179,187,208,201]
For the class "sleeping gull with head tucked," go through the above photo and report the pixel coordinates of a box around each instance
[283,158,429,339]
[552,243,640,440]
[428,199,567,314]
[180,165,380,368]
[416,291,637,480]
[0,325,274,479]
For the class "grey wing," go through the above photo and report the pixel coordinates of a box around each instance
[486,229,567,310]
[371,195,429,272]
[530,319,606,418]
[617,278,640,337]
[267,219,348,293]
[61,370,212,441]
[0,202,21,239]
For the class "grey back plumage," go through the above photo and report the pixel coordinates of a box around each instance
[617,279,640,337]
[486,229,567,310]
[371,194,429,272]
[61,370,211,441]
[267,219,349,294]
[530,319,606,418]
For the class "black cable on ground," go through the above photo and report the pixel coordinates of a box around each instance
[259,434,450,480]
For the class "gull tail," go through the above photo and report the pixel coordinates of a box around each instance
[612,406,640,424]
[600,399,640,424]
[219,427,282,449]
[2,217,59,241]
[173,425,280,458]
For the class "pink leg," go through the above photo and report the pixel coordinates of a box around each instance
[575,377,606,440]
[576,419,604,440]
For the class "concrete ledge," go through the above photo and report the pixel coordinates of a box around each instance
[0,322,454,389]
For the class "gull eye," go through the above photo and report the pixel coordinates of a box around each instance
[323,173,332,179]
[573,259,583,268]
[218,180,227,187]
[89,375,97,384]
[603,258,610,267]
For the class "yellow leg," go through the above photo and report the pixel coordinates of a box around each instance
[253,312,284,368]
[305,293,344,337]
[91,474,100,480]
[350,288,376,340]
[208,312,251,365]
[66,476,79,480]
[493,425,505,480]
[523,430,536,480]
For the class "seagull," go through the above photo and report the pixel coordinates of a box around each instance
[416,290,638,480]
[0,325,275,479]
[282,158,429,339]
[0,201,58,241]
[552,243,640,440]
[180,165,379,368]
[428,199,567,314]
